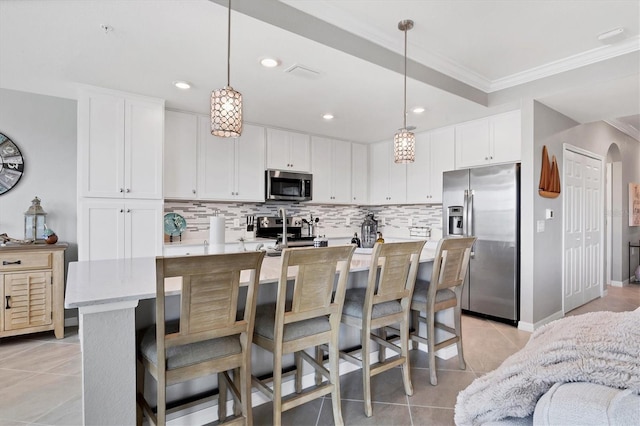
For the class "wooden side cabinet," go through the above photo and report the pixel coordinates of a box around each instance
[0,244,66,339]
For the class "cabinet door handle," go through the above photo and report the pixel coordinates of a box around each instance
[5,296,10,309]
[120,209,124,213]
[120,188,124,193]
[192,189,196,194]
[127,209,131,213]
[2,260,21,265]
[126,188,131,193]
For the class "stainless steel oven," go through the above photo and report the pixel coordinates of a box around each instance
[265,169,312,202]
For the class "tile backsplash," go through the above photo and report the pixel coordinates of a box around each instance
[164,200,444,242]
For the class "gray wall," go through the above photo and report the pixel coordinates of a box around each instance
[0,88,78,316]
[529,101,640,323]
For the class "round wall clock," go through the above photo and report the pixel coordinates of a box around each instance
[0,132,25,195]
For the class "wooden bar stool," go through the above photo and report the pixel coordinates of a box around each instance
[335,240,425,417]
[251,245,355,426]
[410,236,476,385]
[136,251,265,426]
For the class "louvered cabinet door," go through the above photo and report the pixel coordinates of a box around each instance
[3,271,52,331]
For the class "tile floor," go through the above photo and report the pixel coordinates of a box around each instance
[1,284,638,426]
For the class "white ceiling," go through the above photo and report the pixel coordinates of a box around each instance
[0,0,638,143]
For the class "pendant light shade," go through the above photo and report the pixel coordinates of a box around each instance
[394,19,415,163]
[211,0,242,137]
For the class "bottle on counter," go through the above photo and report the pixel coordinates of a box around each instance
[376,232,384,243]
[361,213,378,248]
[351,232,361,248]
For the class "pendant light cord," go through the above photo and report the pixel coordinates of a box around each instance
[403,26,407,130]
[226,0,231,87]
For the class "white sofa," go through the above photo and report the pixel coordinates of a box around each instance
[455,308,640,425]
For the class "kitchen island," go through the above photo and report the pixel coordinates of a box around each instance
[65,243,436,425]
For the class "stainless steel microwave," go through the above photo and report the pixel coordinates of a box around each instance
[265,169,312,202]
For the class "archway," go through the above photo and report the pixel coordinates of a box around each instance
[605,143,623,286]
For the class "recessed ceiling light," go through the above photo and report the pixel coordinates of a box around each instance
[412,107,425,114]
[173,81,191,90]
[597,27,624,41]
[260,57,280,68]
[322,113,334,120]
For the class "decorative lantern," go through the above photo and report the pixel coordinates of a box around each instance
[24,196,47,241]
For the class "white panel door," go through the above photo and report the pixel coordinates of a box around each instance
[332,141,352,203]
[564,149,603,312]
[564,150,584,312]
[583,155,602,301]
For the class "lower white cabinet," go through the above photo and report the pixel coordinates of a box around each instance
[78,199,163,261]
[406,126,455,204]
[311,137,352,204]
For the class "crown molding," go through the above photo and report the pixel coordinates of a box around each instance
[490,36,640,92]
[605,118,640,141]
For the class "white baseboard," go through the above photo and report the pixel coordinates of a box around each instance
[167,344,454,425]
[610,280,625,287]
[518,310,563,333]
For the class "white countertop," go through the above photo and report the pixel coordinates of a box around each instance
[65,244,435,309]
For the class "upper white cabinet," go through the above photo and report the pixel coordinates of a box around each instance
[266,128,310,172]
[78,86,164,199]
[406,126,455,204]
[164,110,198,199]
[78,199,163,261]
[311,137,352,204]
[455,110,521,168]
[198,118,265,202]
[369,141,406,205]
[351,143,368,204]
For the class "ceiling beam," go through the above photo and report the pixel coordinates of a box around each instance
[209,0,488,107]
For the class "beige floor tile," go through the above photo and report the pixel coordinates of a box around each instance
[251,398,323,426]
[0,338,46,360]
[32,394,82,426]
[0,373,81,423]
[318,399,412,426]
[337,367,410,406]
[408,369,477,409]
[44,352,82,376]
[410,405,455,426]
[1,342,80,373]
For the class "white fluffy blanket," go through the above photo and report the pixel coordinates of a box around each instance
[454,308,640,425]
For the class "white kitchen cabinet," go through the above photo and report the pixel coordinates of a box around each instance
[198,118,265,202]
[78,86,164,199]
[311,137,352,204]
[369,141,406,205]
[351,143,368,204]
[406,126,455,204]
[455,110,521,168]
[266,128,310,172]
[78,199,163,261]
[164,110,198,199]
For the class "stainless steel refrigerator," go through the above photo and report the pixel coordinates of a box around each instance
[442,163,520,324]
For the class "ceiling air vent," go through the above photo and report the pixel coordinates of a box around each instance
[284,64,322,80]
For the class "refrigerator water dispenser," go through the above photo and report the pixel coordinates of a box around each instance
[448,206,464,235]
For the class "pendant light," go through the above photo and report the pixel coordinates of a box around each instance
[394,19,415,163]
[211,0,242,137]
